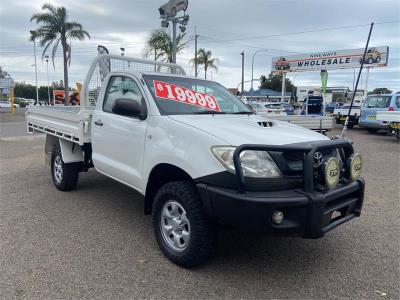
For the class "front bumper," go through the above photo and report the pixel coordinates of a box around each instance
[197,139,365,239]
[359,120,390,129]
[198,179,365,238]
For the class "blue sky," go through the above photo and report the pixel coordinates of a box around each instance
[0,0,399,91]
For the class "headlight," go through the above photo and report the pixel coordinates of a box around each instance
[211,146,281,178]
[346,153,362,181]
[323,157,340,189]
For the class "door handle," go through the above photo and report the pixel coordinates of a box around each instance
[94,120,103,126]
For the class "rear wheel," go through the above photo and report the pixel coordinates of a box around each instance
[51,144,80,191]
[152,181,216,268]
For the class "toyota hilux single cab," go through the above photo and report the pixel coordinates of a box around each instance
[26,55,365,268]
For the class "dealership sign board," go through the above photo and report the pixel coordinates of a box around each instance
[272,46,389,73]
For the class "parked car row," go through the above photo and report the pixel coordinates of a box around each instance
[359,93,400,132]
[0,100,20,110]
[326,102,344,114]
[248,102,295,116]
[332,93,400,139]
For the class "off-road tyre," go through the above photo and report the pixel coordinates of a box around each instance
[51,144,80,191]
[152,181,216,268]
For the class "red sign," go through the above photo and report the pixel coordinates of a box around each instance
[153,80,220,112]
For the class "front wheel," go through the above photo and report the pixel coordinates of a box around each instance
[152,181,216,268]
[51,144,80,191]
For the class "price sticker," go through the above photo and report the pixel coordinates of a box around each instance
[153,80,220,112]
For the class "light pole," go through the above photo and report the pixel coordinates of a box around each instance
[194,26,199,77]
[251,49,268,91]
[159,2,189,64]
[240,52,245,96]
[30,30,39,105]
[45,55,50,105]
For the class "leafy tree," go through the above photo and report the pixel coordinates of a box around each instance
[190,48,218,79]
[30,3,90,105]
[0,66,9,78]
[259,72,295,93]
[147,29,187,63]
[14,81,65,102]
[369,88,392,95]
[14,82,36,99]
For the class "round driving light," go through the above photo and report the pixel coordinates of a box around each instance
[347,153,362,181]
[272,210,284,224]
[323,157,340,189]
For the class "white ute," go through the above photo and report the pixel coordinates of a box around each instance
[26,55,365,267]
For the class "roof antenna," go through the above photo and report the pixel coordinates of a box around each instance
[341,22,374,138]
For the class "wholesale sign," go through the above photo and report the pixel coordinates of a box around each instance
[272,46,389,73]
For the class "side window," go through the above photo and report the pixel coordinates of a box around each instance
[103,76,143,114]
[395,96,400,108]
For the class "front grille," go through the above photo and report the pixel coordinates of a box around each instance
[283,151,303,162]
[283,149,336,163]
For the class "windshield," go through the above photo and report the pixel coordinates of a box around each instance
[143,75,252,115]
[363,96,391,108]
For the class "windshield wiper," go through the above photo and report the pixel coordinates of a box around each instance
[194,111,227,114]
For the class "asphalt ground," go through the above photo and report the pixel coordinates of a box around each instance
[0,110,399,299]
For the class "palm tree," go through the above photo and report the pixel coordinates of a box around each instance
[147,29,187,63]
[190,48,218,79]
[30,3,90,105]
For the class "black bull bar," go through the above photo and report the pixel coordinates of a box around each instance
[232,138,354,193]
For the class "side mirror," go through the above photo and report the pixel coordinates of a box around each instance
[112,98,144,119]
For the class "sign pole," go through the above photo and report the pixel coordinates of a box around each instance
[281,72,286,103]
[320,70,328,116]
[364,67,370,98]
[10,88,14,113]
[341,22,374,138]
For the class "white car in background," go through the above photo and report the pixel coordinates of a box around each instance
[249,102,287,116]
[0,100,12,111]
[263,102,288,116]
[248,102,268,113]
